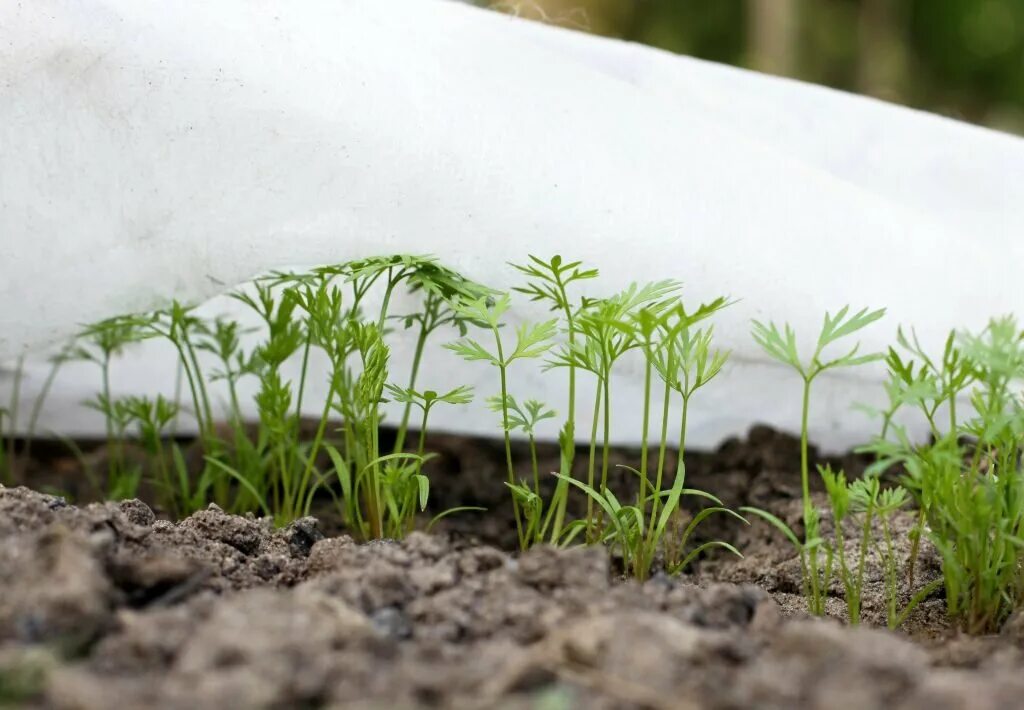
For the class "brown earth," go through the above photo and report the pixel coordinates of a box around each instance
[2,427,1024,709]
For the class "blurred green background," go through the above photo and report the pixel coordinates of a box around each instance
[480,0,1024,135]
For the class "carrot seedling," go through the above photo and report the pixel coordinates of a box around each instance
[747,306,885,615]
[511,255,598,542]
[445,293,558,550]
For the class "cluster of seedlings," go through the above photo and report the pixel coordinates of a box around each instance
[749,310,1024,633]
[2,254,1023,634]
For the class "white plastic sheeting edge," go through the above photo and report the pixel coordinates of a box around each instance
[1,0,1023,451]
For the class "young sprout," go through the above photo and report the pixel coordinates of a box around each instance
[551,293,743,579]
[548,280,680,541]
[0,355,25,482]
[859,317,1024,632]
[748,306,885,615]
[652,300,732,512]
[387,383,475,474]
[487,394,556,545]
[511,255,598,541]
[819,465,856,621]
[350,322,391,538]
[390,262,492,455]
[445,293,557,550]
[73,315,155,486]
[861,328,975,585]
[119,395,181,516]
[22,344,73,458]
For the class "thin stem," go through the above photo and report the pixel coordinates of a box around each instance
[296,382,336,512]
[183,335,214,442]
[101,355,119,482]
[529,433,540,497]
[800,378,812,514]
[153,431,176,518]
[415,405,430,475]
[550,291,577,541]
[173,342,205,438]
[639,354,652,515]
[832,512,855,624]
[800,376,823,615]
[906,507,926,586]
[856,500,875,622]
[293,334,313,440]
[600,365,612,493]
[677,394,690,478]
[394,320,430,454]
[527,433,542,545]
[650,378,672,533]
[586,380,602,542]
[170,361,184,436]
[226,372,244,429]
[376,270,400,332]
[368,403,383,537]
[25,353,65,462]
[882,516,897,628]
[948,391,957,434]
[277,434,291,523]
[494,326,525,548]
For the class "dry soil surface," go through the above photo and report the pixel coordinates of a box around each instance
[4,475,1024,709]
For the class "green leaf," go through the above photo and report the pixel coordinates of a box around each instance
[671,541,743,574]
[819,306,886,349]
[509,319,558,362]
[415,474,430,511]
[444,338,497,365]
[739,506,802,549]
[204,457,270,518]
[553,473,633,564]
[425,506,487,533]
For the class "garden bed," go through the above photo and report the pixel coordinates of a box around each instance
[3,427,1024,710]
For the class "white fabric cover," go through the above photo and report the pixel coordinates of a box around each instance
[2,0,1023,450]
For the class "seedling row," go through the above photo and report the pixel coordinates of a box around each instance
[1,254,1022,634]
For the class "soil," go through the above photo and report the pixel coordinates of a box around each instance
[3,426,1024,709]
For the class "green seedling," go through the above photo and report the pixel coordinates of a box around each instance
[47,258,758,600]
[652,300,731,516]
[382,383,476,538]
[749,306,885,615]
[653,300,742,575]
[72,316,155,490]
[821,465,940,628]
[0,354,25,482]
[390,260,492,454]
[552,292,744,579]
[446,292,557,549]
[511,255,598,542]
[862,317,1024,632]
[388,384,474,472]
[862,327,976,585]
[851,477,940,629]
[0,343,67,483]
[22,344,75,465]
[548,280,680,542]
[63,255,489,534]
[487,394,556,545]
[819,465,860,623]
[905,434,1024,633]
[118,395,181,515]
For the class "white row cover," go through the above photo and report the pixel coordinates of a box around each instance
[2,0,1023,450]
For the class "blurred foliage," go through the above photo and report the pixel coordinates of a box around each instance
[480,0,1024,135]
